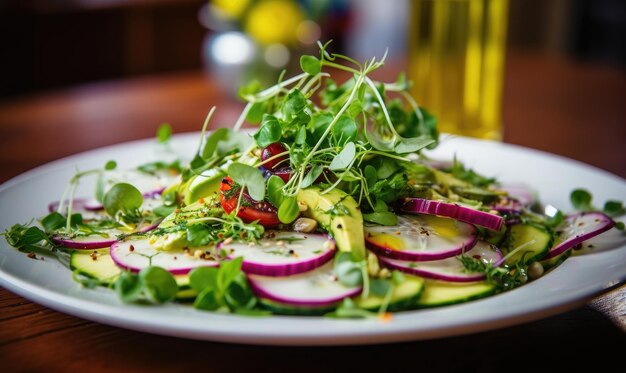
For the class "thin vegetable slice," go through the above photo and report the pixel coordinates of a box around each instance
[365,215,477,261]
[399,198,504,231]
[545,212,615,259]
[247,261,362,307]
[379,241,503,282]
[110,238,219,274]
[219,232,335,277]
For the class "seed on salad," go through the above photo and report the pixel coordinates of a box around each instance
[528,262,544,280]
[293,218,317,233]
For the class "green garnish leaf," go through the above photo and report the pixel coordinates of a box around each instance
[393,136,435,154]
[300,55,321,75]
[254,115,282,148]
[189,266,219,293]
[103,183,144,217]
[570,189,593,211]
[194,289,221,311]
[278,196,299,224]
[104,160,117,170]
[41,212,66,232]
[115,271,143,303]
[139,266,178,303]
[157,123,172,143]
[201,127,228,160]
[246,102,266,124]
[334,252,363,287]
[363,211,398,226]
[228,163,266,201]
[369,278,391,297]
[186,224,213,247]
[301,164,324,188]
[329,142,356,171]
[218,256,244,291]
[603,200,625,217]
[332,116,357,146]
[267,175,286,207]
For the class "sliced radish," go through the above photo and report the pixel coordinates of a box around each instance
[110,238,219,274]
[247,261,362,307]
[48,198,108,220]
[399,198,504,231]
[545,212,615,259]
[52,222,159,250]
[52,232,121,250]
[365,215,477,261]
[378,241,503,282]
[219,232,335,277]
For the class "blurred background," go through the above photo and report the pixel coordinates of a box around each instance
[0,0,625,178]
[1,0,624,97]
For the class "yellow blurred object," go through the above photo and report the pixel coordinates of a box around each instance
[245,0,305,46]
[211,0,251,19]
[409,0,508,140]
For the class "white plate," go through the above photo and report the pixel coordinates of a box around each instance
[1,133,625,345]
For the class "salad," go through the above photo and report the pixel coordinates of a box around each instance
[3,44,624,318]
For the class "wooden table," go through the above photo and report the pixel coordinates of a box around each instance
[1,50,625,370]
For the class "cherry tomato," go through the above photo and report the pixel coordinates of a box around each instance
[261,142,289,171]
[220,177,281,227]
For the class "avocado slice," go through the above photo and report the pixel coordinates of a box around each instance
[182,168,226,206]
[297,187,365,260]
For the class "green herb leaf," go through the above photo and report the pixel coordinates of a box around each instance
[281,90,307,120]
[393,136,435,154]
[570,189,593,211]
[228,163,266,201]
[104,160,117,170]
[246,102,266,124]
[103,183,144,217]
[300,55,321,75]
[218,256,244,292]
[334,252,363,287]
[115,271,143,303]
[278,196,299,224]
[364,165,378,187]
[329,142,356,171]
[193,288,221,311]
[363,211,397,226]
[201,127,229,160]
[157,123,172,143]
[139,266,178,303]
[187,224,213,247]
[332,116,357,146]
[267,175,286,207]
[254,115,282,148]
[603,200,625,217]
[369,278,391,297]
[301,164,324,188]
[41,212,66,232]
[189,266,219,293]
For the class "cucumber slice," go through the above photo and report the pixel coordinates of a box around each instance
[503,224,552,265]
[70,249,121,284]
[417,279,496,307]
[355,275,424,311]
[259,298,335,316]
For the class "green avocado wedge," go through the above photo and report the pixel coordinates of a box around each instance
[297,187,366,260]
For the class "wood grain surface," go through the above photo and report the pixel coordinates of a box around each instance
[0,49,624,371]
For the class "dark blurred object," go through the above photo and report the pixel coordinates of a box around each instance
[508,0,626,66]
[0,0,206,98]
